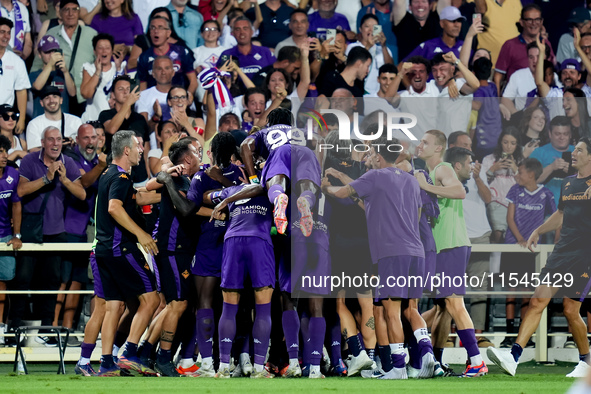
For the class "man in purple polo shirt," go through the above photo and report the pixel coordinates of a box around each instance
[308,0,353,41]
[324,134,434,380]
[10,126,85,346]
[402,6,465,63]
[59,124,107,347]
[0,135,21,347]
[220,16,275,82]
[494,4,555,95]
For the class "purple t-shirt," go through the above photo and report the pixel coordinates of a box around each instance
[220,45,275,81]
[0,166,21,238]
[137,44,195,89]
[64,146,99,235]
[473,82,502,149]
[402,37,464,62]
[350,167,424,262]
[308,12,351,41]
[505,184,556,244]
[90,14,143,47]
[221,184,272,245]
[19,151,82,236]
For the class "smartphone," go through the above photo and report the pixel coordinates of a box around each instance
[501,152,509,159]
[326,28,336,43]
[473,13,481,23]
[308,31,317,38]
[372,24,382,36]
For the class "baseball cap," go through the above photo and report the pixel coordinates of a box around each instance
[439,6,466,22]
[0,104,17,115]
[568,7,591,24]
[561,58,581,72]
[38,35,60,53]
[39,86,62,99]
[60,0,79,8]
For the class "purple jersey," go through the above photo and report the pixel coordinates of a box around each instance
[414,169,438,253]
[247,124,306,160]
[473,83,502,150]
[221,185,273,245]
[350,167,424,262]
[308,12,351,41]
[220,45,275,81]
[187,164,243,251]
[402,37,464,62]
[0,166,20,238]
[505,184,556,244]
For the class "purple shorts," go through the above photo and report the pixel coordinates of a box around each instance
[291,242,331,295]
[262,144,291,185]
[221,236,276,290]
[192,247,222,278]
[90,251,104,299]
[291,145,321,187]
[375,255,425,300]
[435,246,471,299]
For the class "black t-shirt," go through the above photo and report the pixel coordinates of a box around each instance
[246,2,292,48]
[393,11,442,62]
[252,64,274,87]
[156,175,199,253]
[95,164,142,257]
[317,71,365,98]
[98,108,150,182]
[554,174,591,255]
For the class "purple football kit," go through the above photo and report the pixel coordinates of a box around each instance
[350,167,424,300]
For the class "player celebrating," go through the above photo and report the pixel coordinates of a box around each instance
[488,138,591,378]
[415,130,488,378]
[94,130,161,376]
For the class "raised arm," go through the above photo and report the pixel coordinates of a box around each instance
[535,35,550,98]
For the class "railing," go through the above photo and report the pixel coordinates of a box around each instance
[0,243,558,361]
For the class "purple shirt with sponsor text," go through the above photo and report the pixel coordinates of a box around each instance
[220,184,273,245]
[19,150,81,236]
[350,167,424,262]
[505,184,556,244]
[0,166,21,238]
[220,45,275,82]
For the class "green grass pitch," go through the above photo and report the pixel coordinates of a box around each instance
[0,361,579,393]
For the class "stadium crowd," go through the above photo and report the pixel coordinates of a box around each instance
[0,0,591,381]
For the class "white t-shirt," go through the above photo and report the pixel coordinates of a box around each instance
[335,0,360,33]
[463,172,492,239]
[132,0,169,33]
[193,45,228,69]
[0,1,30,51]
[81,61,125,123]
[135,86,169,120]
[502,67,535,112]
[432,78,472,136]
[346,42,393,96]
[398,82,440,140]
[26,113,83,150]
[274,36,297,56]
[0,50,31,106]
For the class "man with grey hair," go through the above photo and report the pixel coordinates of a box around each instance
[10,126,86,346]
[94,130,161,376]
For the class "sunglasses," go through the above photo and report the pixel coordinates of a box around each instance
[1,113,19,121]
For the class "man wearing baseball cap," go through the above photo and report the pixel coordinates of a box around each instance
[29,35,76,118]
[556,7,591,64]
[401,6,465,63]
[26,85,83,152]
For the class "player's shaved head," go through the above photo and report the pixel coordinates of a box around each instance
[425,129,447,155]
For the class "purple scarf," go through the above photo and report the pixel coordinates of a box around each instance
[11,0,25,52]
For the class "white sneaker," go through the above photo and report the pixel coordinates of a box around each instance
[239,353,253,376]
[407,364,420,378]
[190,363,216,377]
[309,367,325,379]
[379,366,408,380]
[360,361,378,378]
[418,352,435,378]
[347,351,374,376]
[282,360,302,377]
[567,361,591,378]
[487,347,518,376]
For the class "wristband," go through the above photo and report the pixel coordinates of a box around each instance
[249,175,260,184]
[195,126,204,136]
[211,190,224,204]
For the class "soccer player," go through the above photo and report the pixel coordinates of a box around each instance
[94,130,161,376]
[415,130,488,377]
[207,184,275,379]
[241,107,322,377]
[324,134,432,380]
[488,138,591,378]
[151,138,202,377]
